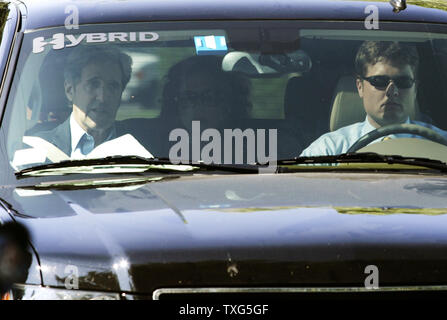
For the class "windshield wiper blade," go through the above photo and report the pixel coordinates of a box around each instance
[277,152,447,172]
[16,156,177,177]
[154,157,261,174]
[15,155,260,178]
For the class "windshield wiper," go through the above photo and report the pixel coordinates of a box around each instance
[15,155,260,178]
[152,157,260,174]
[276,152,447,172]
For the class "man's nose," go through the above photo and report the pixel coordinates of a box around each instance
[385,81,399,97]
[94,84,105,102]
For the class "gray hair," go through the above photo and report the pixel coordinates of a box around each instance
[64,45,132,88]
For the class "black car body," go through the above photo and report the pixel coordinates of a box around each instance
[1,0,447,300]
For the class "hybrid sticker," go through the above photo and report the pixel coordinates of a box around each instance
[194,35,228,55]
[32,32,160,54]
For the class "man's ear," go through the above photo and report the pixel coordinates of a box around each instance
[356,77,364,98]
[64,80,74,102]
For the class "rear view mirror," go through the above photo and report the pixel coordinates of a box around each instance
[222,50,312,76]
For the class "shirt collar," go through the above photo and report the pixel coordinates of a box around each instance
[70,113,89,155]
[363,116,411,136]
[70,113,116,155]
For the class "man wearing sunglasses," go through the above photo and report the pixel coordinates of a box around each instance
[300,41,447,156]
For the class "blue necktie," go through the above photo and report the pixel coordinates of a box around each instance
[79,133,94,155]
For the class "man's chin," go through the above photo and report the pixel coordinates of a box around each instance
[86,114,114,128]
[379,114,407,127]
[85,122,114,136]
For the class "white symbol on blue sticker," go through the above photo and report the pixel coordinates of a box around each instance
[194,35,228,55]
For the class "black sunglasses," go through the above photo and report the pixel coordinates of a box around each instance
[361,75,415,90]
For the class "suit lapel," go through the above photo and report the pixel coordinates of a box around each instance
[51,117,72,156]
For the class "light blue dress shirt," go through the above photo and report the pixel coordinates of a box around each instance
[300,117,447,157]
[70,113,116,158]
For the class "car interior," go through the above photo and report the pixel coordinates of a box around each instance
[8,26,447,166]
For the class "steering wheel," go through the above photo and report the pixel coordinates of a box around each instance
[346,123,447,153]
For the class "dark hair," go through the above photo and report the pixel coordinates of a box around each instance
[64,45,133,88]
[160,55,251,122]
[355,41,419,77]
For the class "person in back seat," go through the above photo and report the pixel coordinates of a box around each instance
[144,55,252,158]
[160,55,252,132]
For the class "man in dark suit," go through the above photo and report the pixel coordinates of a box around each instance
[35,45,133,158]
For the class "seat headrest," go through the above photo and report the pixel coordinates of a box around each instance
[38,52,70,123]
[329,75,418,131]
[329,76,365,132]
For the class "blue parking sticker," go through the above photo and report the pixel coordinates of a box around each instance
[194,35,228,55]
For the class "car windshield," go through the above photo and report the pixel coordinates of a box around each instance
[4,20,447,173]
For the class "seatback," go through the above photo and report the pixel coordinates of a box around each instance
[26,51,71,135]
[329,75,365,131]
[283,75,333,147]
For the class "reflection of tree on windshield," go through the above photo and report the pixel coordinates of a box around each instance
[0,222,31,297]
[344,0,447,11]
[402,0,447,10]
[0,4,9,44]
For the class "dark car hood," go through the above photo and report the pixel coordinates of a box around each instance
[4,172,447,294]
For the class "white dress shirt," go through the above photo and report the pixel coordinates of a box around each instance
[70,113,115,159]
